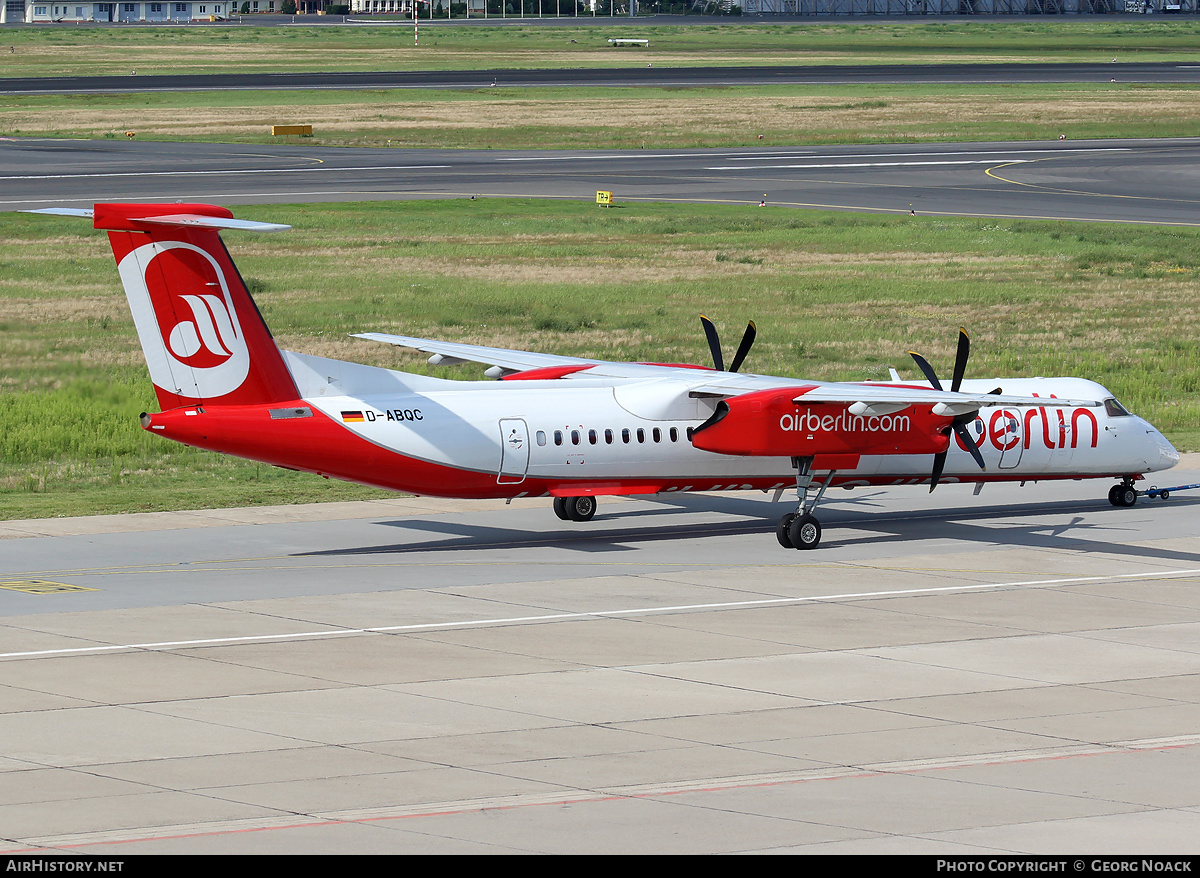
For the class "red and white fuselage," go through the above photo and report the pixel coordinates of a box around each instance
[146,354,1176,500]
[31,203,1179,539]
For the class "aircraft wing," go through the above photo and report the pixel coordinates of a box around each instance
[690,379,1104,412]
[356,332,1102,410]
[354,331,603,374]
[355,331,721,381]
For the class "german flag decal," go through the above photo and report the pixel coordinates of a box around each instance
[341,411,366,423]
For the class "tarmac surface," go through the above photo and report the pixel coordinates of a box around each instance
[6,61,1200,95]
[8,137,1200,226]
[2,458,1199,853]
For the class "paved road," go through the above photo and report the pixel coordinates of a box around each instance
[7,137,1200,225]
[2,469,1199,853]
[5,62,1200,95]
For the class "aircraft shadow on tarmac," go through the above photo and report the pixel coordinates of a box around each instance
[297,492,1200,565]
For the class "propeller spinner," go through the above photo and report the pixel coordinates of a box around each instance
[700,316,757,373]
[908,328,988,492]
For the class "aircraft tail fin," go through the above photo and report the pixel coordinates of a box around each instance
[35,204,300,410]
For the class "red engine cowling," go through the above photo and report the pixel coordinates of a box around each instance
[689,388,952,458]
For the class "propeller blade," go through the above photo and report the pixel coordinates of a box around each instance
[728,321,757,374]
[953,419,987,471]
[907,350,942,391]
[700,315,724,372]
[930,450,947,493]
[913,329,980,491]
[950,328,970,393]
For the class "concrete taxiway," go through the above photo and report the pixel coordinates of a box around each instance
[2,459,1199,853]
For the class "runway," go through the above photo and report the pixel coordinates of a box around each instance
[7,62,1200,96]
[8,137,1200,225]
[2,463,1200,853]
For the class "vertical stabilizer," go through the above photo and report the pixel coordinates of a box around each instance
[94,203,299,410]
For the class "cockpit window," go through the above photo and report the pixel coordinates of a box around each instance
[1104,398,1131,417]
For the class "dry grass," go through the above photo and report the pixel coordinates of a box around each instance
[9,87,1200,147]
[10,19,1200,79]
[0,296,127,324]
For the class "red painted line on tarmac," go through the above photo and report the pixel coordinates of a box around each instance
[3,737,1196,853]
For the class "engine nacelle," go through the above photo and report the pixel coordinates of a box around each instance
[689,388,953,457]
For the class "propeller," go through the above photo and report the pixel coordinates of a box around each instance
[907,328,987,492]
[700,316,757,373]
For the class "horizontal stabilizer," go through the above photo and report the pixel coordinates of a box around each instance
[132,214,292,233]
[23,207,94,219]
[23,205,290,233]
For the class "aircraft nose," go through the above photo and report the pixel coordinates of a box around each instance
[1160,435,1181,468]
[1144,422,1179,471]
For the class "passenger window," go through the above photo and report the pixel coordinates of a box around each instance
[571,430,580,446]
[554,430,563,446]
[536,431,546,446]
[637,428,645,443]
[669,427,678,442]
[652,427,661,443]
[622,429,631,444]
[605,429,614,444]
[588,429,597,445]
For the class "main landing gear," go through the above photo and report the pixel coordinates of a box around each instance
[1108,479,1139,508]
[777,456,835,550]
[553,495,597,522]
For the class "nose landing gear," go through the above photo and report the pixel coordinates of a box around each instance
[1108,480,1139,508]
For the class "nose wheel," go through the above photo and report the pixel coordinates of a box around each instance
[1108,481,1138,508]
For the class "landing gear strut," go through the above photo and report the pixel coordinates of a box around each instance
[553,495,597,522]
[1108,480,1138,508]
[777,456,834,550]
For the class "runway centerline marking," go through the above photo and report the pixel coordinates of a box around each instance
[704,159,1030,171]
[2,164,451,182]
[3,566,1198,661]
[495,147,1128,163]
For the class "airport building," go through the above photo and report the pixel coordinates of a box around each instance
[739,0,1188,10]
[0,0,339,19]
[1,0,1194,19]
[3,0,232,19]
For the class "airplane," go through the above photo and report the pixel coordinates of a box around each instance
[27,202,1180,550]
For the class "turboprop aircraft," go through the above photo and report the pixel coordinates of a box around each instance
[29,202,1180,550]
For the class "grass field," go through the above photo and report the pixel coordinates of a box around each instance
[5,20,1200,77]
[7,82,1200,149]
[5,20,1200,149]
[2,198,1197,519]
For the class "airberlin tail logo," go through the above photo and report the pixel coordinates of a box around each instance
[168,293,240,368]
[118,241,251,400]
